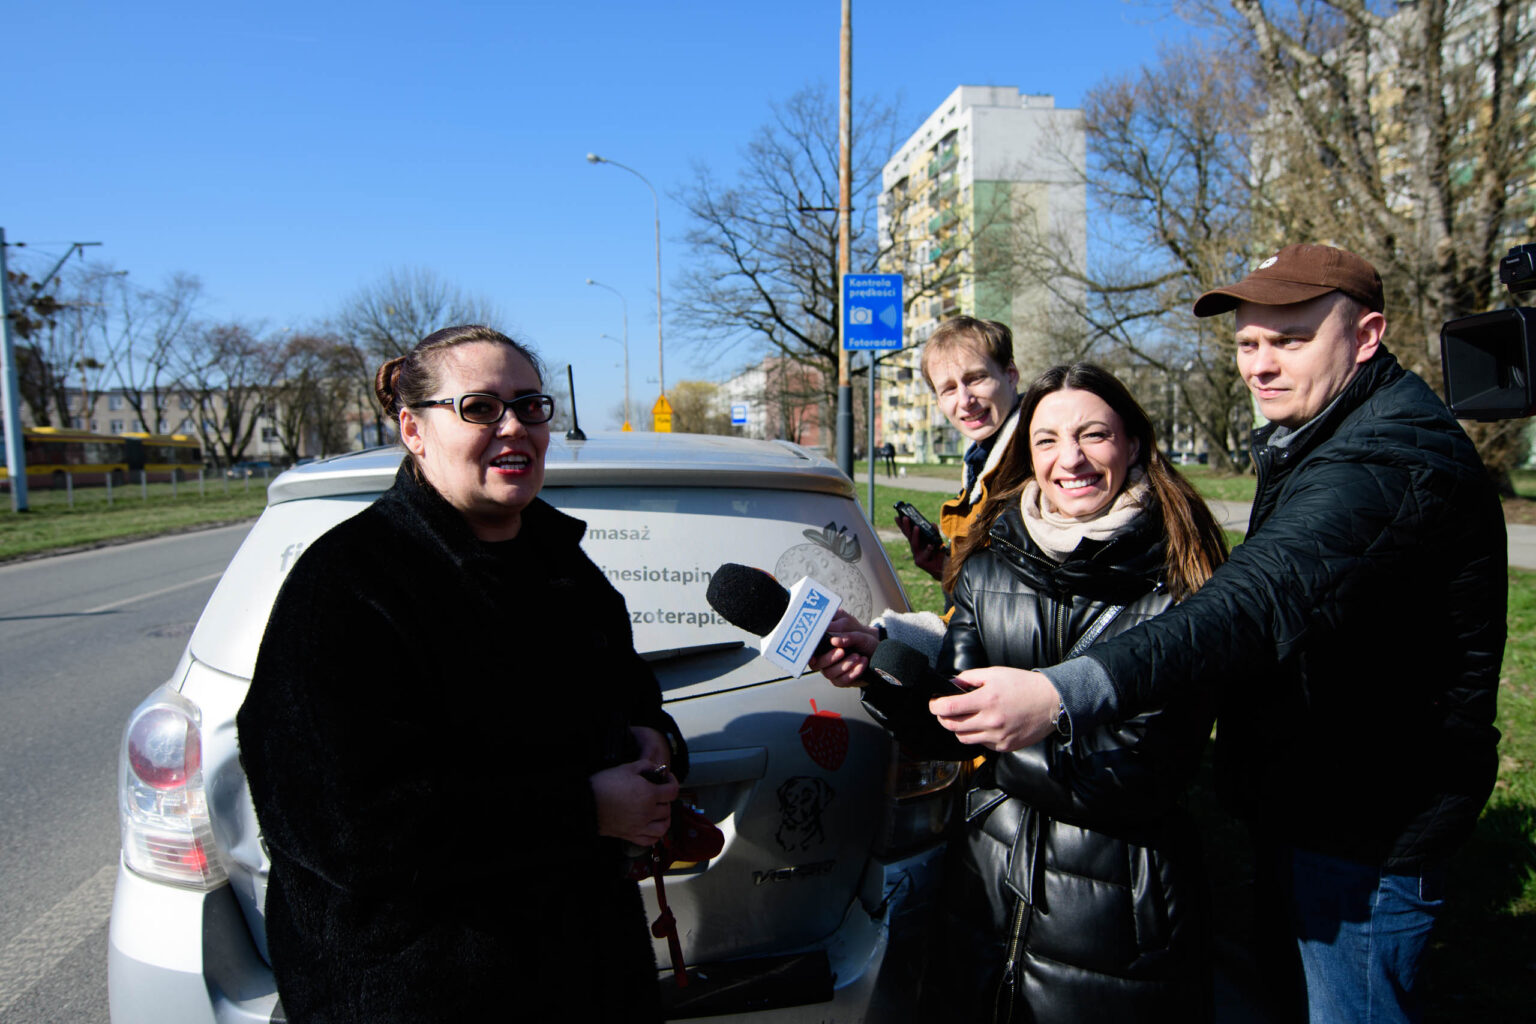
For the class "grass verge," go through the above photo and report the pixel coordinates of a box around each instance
[0,481,269,561]
[1421,567,1536,1018]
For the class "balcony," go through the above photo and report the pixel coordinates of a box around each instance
[927,146,958,178]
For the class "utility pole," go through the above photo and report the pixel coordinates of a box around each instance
[835,0,854,477]
[0,228,26,511]
[0,237,102,512]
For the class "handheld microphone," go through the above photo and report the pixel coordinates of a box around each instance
[706,563,800,638]
[706,563,842,674]
[867,639,966,698]
[861,639,972,758]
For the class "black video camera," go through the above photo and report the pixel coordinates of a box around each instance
[1441,243,1536,420]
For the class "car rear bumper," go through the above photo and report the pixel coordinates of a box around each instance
[108,843,946,1024]
[108,862,278,1024]
[682,842,946,1023]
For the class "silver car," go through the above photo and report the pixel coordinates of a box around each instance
[109,433,958,1022]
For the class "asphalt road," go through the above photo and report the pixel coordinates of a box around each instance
[0,524,252,1023]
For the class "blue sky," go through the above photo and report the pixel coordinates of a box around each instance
[5,1,1194,430]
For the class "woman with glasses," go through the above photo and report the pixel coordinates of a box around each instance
[238,324,686,1022]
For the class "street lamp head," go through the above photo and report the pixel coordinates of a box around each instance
[585,278,595,285]
[586,153,604,164]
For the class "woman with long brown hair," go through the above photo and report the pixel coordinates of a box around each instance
[813,362,1226,1021]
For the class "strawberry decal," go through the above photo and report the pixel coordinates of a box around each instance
[799,698,849,771]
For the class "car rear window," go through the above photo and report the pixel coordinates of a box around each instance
[188,485,905,694]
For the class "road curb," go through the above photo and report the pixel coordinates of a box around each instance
[0,517,261,567]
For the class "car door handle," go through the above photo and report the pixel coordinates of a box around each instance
[684,746,768,787]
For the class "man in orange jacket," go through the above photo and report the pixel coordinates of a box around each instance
[899,317,1021,596]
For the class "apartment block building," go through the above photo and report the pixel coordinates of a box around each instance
[875,86,1086,463]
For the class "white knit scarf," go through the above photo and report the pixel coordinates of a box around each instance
[1020,467,1151,562]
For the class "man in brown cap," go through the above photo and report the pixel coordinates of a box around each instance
[926,243,1505,1021]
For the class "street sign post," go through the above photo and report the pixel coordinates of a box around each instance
[652,394,673,433]
[842,274,903,351]
[842,274,903,511]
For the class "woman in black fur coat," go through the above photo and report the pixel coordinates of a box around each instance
[237,325,686,1022]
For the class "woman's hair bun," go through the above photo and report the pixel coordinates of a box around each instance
[374,356,406,416]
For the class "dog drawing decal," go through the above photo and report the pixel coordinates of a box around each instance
[774,775,835,852]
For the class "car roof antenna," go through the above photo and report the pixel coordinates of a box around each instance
[564,364,587,441]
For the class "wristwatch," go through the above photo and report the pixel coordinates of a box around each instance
[1052,701,1072,741]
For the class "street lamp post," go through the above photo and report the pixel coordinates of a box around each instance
[586,278,632,430]
[600,334,631,430]
[586,154,664,412]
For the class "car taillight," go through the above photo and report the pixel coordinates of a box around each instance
[875,745,964,855]
[118,686,228,890]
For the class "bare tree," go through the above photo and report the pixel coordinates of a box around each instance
[672,85,901,456]
[177,323,281,467]
[1008,41,1262,470]
[3,263,118,429]
[269,332,357,458]
[1194,0,1536,487]
[84,270,202,434]
[335,268,502,365]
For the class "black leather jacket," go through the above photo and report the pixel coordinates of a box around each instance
[1083,350,1505,869]
[901,503,1214,1023]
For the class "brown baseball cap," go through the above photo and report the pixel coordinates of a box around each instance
[1193,244,1384,317]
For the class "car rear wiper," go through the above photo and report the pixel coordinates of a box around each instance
[641,640,784,695]
[640,640,746,665]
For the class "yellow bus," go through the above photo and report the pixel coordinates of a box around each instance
[0,427,203,487]
[122,432,204,482]
[0,426,130,487]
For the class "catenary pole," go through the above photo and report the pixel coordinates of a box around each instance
[0,229,30,512]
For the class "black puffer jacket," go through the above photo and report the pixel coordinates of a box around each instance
[238,462,685,1023]
[1082,350,1506,870]
[902,502,1214,1024]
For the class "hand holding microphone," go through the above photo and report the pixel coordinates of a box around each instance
[860,638,976,758]
[807,610,880,686]
[705,563,842,674]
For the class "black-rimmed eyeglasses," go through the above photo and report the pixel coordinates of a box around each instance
[409,392,556,426]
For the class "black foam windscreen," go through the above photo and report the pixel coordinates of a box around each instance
[705,563,790,637]
[868,639,963,698]
[868,639,934,689]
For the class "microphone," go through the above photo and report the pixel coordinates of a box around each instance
[862,639,972,758]
[706,563,841,674]
[867,639,966,699]
[705,563,799,638]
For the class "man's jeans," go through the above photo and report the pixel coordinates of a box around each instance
[1281,846,1447,1024]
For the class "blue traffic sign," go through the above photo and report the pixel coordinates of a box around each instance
[843,274,903,350]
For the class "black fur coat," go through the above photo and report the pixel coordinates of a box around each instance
[237,461,684,1022]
